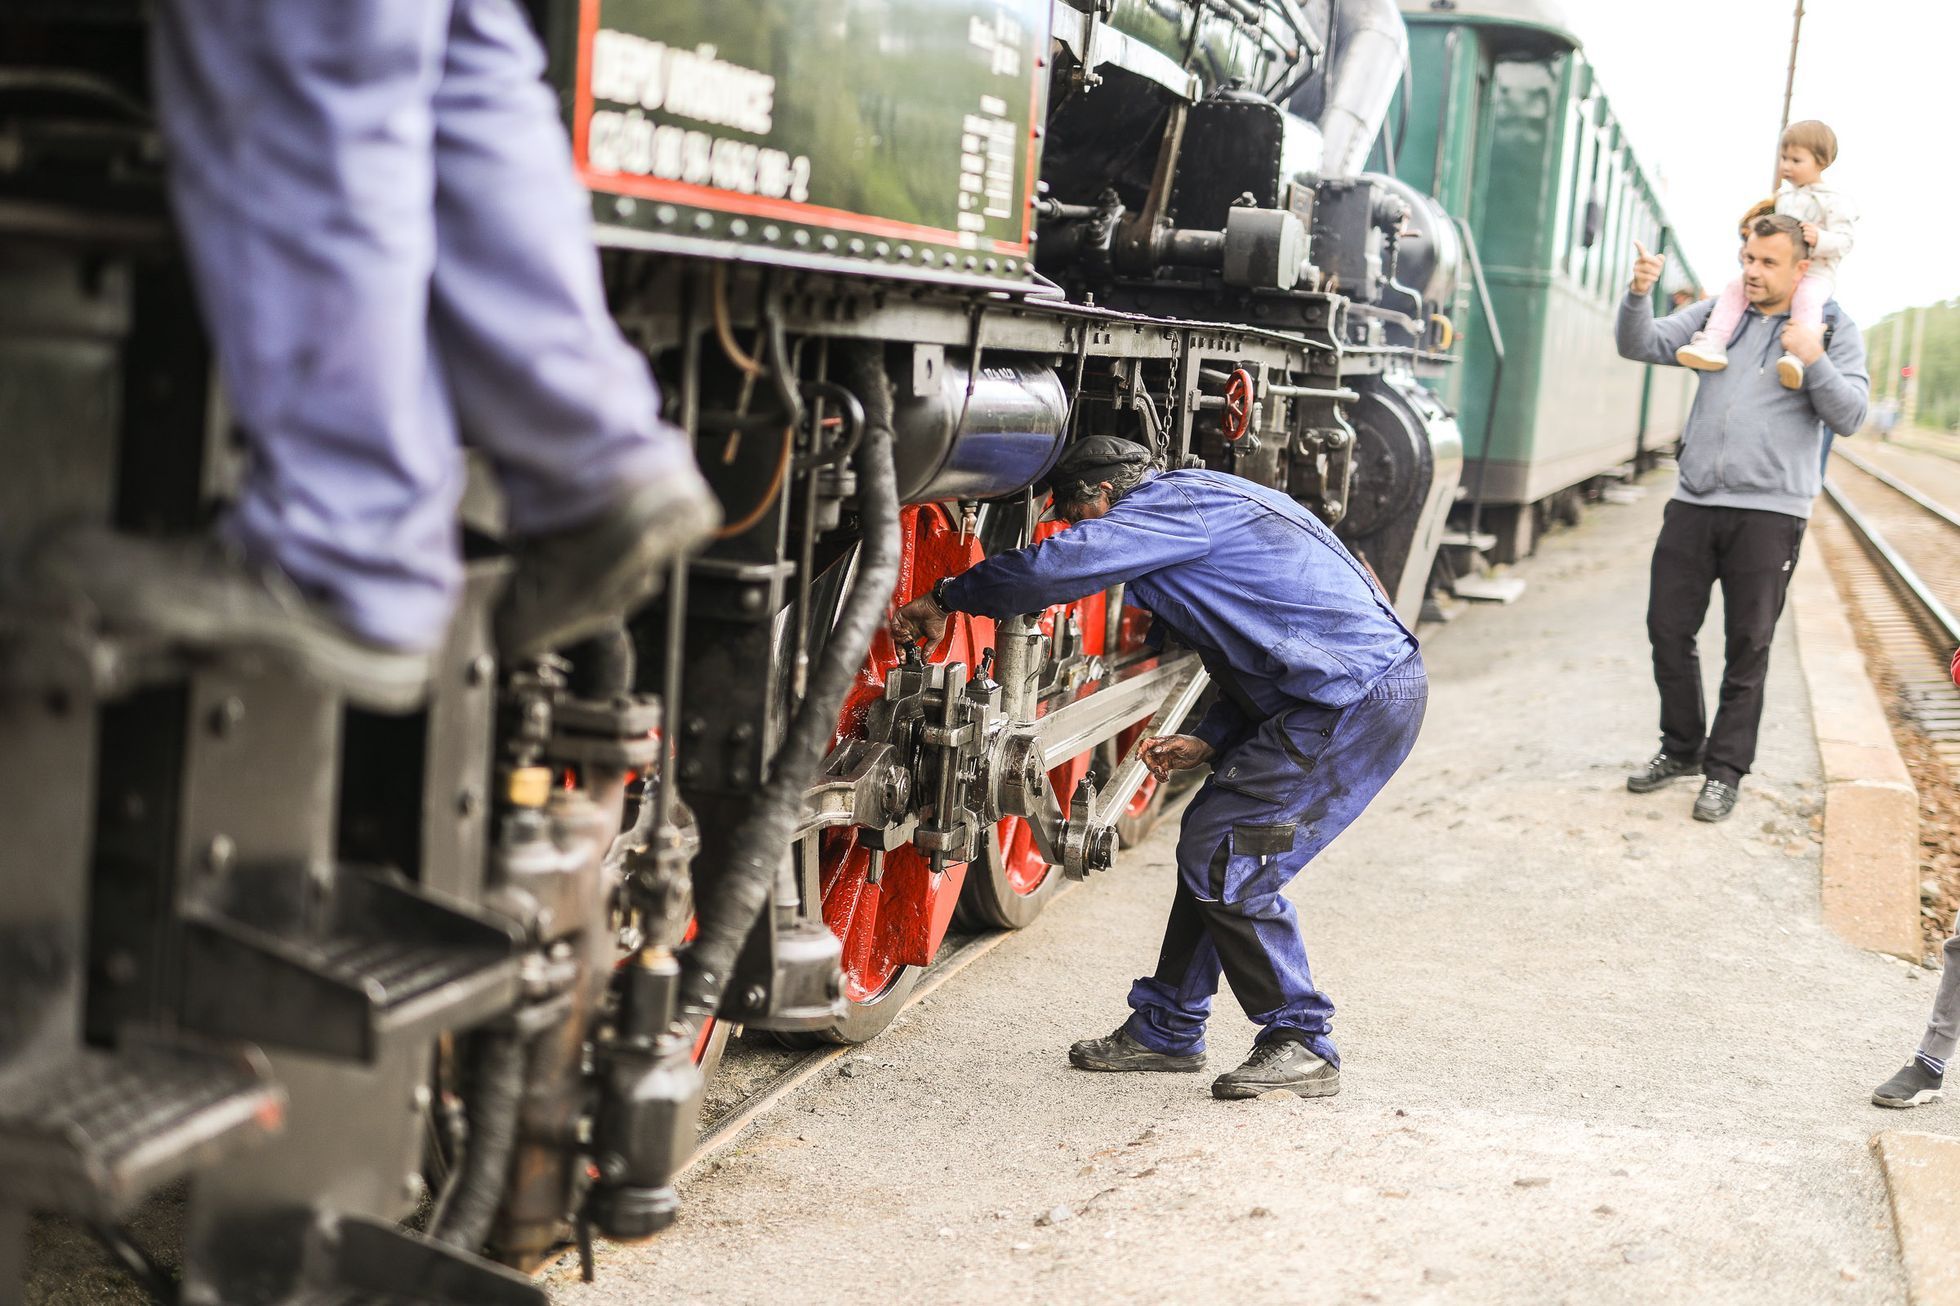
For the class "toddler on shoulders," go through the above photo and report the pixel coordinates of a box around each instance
[1675,120,1856,389]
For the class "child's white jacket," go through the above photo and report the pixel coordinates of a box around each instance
[1775,180,1857,282]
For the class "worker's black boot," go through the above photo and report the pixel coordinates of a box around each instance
[1211,1038,1340,1100]
[1627,750,1701,794]
[496,473,719,662]
[1068,1027,1205,1073]
[21,526,433,711]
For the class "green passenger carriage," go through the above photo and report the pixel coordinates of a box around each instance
[1393,0,1700,560]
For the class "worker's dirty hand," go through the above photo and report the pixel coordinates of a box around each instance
[890,594,948,645]
[1139,734,1215,781]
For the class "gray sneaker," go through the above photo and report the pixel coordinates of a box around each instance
[1628,750,1701,794]
[21,527,433,711]
[1068,1027,1205,1073]
[495,471,720,662]
[1874,1060,1945,1108]
[1693,778,1739,823]
[1212,1039,1341,1100]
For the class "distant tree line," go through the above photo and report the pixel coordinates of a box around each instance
[1863,299,1960,431]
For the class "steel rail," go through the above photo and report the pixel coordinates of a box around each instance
[1822,471,1960,649]
[1835,445,1960,534]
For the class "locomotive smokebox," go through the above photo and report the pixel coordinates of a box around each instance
[891,353,1069,504]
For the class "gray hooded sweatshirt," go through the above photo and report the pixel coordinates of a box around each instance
[1616,292,1870,519]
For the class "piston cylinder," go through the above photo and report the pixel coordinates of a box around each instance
[891,354,1068,504]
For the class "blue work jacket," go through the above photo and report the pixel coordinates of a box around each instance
[939,469,1418,752]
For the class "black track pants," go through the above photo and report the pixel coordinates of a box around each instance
[1646,501,1806,786]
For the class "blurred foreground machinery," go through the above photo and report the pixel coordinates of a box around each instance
[0,1,1460,1300]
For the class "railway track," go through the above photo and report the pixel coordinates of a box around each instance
[1821,446,1960,770]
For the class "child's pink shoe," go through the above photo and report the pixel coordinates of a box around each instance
[1676,332,1729,371]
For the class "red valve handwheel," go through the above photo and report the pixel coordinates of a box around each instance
[1223,367,1254,441]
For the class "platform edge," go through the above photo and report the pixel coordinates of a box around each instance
[1791,544,1921,960]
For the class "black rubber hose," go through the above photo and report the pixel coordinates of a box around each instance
[431,1030,527,1252]
[676,344,901,1028]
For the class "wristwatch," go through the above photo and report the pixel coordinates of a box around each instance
[927,576,957,615]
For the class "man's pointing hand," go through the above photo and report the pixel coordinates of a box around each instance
[1630,240,1666,297]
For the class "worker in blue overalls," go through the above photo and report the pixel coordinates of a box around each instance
[891,437,1427,1099]
[27,0,718,709]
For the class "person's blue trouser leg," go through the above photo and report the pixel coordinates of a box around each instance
[151,0,691,650]
[1124,656,1428,1068]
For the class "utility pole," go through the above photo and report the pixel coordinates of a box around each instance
[1905,307,1929,428]
[1774,1,1805,192]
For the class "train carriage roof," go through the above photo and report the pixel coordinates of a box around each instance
[1396,0,1581,51]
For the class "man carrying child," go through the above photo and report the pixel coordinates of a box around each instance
[1616,213,1869,823]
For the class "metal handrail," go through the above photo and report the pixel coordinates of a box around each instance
[1450,213,1506,540]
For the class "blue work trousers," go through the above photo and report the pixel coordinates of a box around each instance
[1125,656,1428,1067]
[151,0,691,649]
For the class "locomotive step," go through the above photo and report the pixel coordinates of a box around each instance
[180,863,524,1063]
[0,1034,281,1220]
[270,1214,545,1306]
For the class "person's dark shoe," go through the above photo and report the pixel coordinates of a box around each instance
[1068,1027,1206,1073]
[496,472,719,662]
[1693,778,1739,823]
[1211,1039,1340,1100]
[22,526,433,711]
[1874,1060,1945,1108]
[1627,750,1702,794]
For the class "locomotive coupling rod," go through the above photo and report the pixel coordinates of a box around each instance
[792,738,906,842]
[1092,661,1212,836]
[1033,652,1203,770]
[1056,658,1211,881]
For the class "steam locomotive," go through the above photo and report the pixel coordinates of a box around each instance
[0,1,1461,1300]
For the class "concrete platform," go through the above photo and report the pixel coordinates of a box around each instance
[551,475,1945,1305]
[1875,1130,1960,1306]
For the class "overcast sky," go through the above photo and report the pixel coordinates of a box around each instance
[1570,0,1951,326]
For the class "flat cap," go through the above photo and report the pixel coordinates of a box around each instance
[1044,435,1152,500]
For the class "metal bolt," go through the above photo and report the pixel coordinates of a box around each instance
[879,767,911,815]
[119,792,146,824]
[412,1083,433,1111]
[742,985,767,1010]
[728,765,753,787]
[457,787,481,817]
[738,587,765,612]
[205,833,236,875]
[404,1173,426,1203]
[681,758,704,781]
[105,950,139,985]
[467,654,495,687]
[208,697,245,737]
[683,716,708,738]
[730,722,756,744]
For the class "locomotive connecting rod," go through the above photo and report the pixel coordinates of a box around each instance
[1031,652,1204,770]
[1087,660,1213,843]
